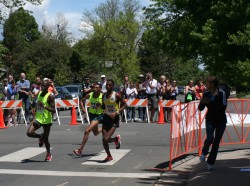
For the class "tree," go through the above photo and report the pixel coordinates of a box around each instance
[0,43,8,66]
[42,13,73,44]
[16,37,73,85]
[81,0,142,83]
[0,0,43,24]
[3,7,40,52]
[144,0,250,88]
[70,39,102,82]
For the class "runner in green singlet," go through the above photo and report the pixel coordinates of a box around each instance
[73,83,103,157]
[26,80,55,162]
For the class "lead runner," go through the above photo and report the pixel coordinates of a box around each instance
[102,79,127,162]
[26,80,55,162]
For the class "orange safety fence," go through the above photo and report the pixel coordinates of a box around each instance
[169,99,250,170]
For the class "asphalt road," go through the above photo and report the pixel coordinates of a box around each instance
[0,96,248,186]
[0,111,171,186]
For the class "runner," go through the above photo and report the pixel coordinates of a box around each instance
[26,80,55,162]
[73,83,103,157]
[102,79,127,162]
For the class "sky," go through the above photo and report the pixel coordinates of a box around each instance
[21,0,152,40]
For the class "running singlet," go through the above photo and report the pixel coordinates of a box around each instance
[89,92,103,115]
[103,92,119,115]
[36,92,52,124]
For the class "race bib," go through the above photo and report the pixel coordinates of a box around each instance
[106,105,115,114]
[91,102,101,109]
[36,105,44,113]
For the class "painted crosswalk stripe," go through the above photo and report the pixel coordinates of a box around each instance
[0,147,46,162]
[82,149,131,165]
[0,169,161,179]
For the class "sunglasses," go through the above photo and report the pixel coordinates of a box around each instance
[106,84,113,87]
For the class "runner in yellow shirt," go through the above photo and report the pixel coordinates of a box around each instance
[102,79,127,162]
[73,83,103,157]
[26,80,55,162]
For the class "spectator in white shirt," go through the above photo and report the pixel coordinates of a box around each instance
[145,73,158,122]
[100,75,107,93]
[126,82,138,122]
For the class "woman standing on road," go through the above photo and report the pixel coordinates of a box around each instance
[198,76,227,170]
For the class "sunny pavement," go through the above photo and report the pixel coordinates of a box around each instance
[0,110,170,186]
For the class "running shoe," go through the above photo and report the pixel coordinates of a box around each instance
[73,149,82,157]
[103,156,113,163]
[39,136,44,147]
[115,134,121,149]
[45,153,52,162]
[200,154,206,162]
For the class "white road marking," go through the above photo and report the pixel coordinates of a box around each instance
[56,182,69,186]
[82,149,131,165]
[0,169,160,179]
[0,147,46,162]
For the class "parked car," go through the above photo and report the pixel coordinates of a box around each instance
[55,86,72,100]
[63,85,82,99]
[178,86,185,95]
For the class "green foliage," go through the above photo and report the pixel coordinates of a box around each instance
[144,0,250,88]
[81,0,141,83]
[0,43,8,67]
[3,7,40,52]
[70,39,102,82]
[18,38,73,85]
[0,0,43,24]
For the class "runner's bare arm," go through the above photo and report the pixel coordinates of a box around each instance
[45,94,56,113]
[116,93,127,113]
[81,94,90,112]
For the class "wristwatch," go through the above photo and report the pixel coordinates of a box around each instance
[116,111,120,115]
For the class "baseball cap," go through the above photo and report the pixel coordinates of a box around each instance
[43,78,49,81]
[85,77,90,80]
[3,78,8,82]
[139,74,144,78]
[101,75,106,78]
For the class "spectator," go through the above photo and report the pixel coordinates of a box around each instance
[164,79,172,122]
[165,79,172,100]
[121,75,130,99]
[157,75,166,100]
[17,73,31,124]
[126,82,138,122]
[0,78,8,101]
[136,74,146,122]
[45,78,58,121]
[100,75,107,93]
[30,77,42,121]
[1,79,8,125]
[170,80,178,100]
[6,80,18,126]
[195,79,206,100]
[8,75,14,85]
[185,80,196,103]
[145,73,158,122]
[82,76,92,98]
[45,78,58,96]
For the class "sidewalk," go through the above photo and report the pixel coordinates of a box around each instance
[155,149,250,186]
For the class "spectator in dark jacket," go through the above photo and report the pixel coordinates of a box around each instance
[198,76,227,170]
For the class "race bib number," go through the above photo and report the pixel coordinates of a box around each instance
[36,105,44,113]
[91,102,101,109]
[106,105,115,114]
